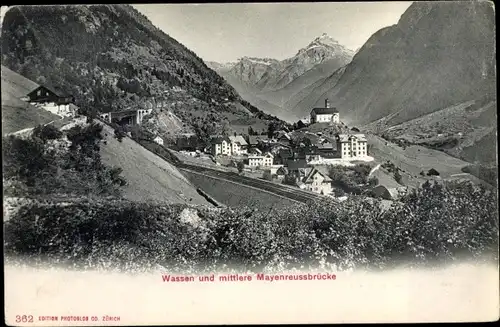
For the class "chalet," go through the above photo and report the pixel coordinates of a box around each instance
[154,136,164,146]
[27,85,74,105]
[317,139,338,158]
[248,135,268,147]
[210,136,232,156]
[228,135,248,155]
[302,167,333,195]
[27,85,76,118]
[310,99,339,124]
[336,133,368,159]
[275,131,292,146]
[275,166,288,181]
[286,159,312,180]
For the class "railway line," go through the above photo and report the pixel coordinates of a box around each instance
[177,163,321,204]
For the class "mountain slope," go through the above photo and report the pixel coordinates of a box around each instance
[1,5,283,142]
[298,1,496,126]
[99,121,209,205]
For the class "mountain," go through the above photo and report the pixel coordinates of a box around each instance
[205,61,236,74]
[256,33,354,92]
[297,1,496,127]
[209,33,354,120]
[1,5,283,143]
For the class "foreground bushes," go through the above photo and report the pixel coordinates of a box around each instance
[4,180,498,273]
[2,122,126,197]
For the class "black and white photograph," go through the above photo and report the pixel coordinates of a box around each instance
[2,2,498,325]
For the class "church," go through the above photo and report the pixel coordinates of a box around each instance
[310,99,339,124]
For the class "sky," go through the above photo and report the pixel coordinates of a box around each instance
[133,2,412,63]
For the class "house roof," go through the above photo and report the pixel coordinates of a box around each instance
[337,133,367,143]
[278,149,293,159]
[303,167,332,184]
[248,135,268,145]
[229,135,248,145]
[276,166,288,175]
[311,107,339,115]
[276,131,291,140]
[210,136,231,144]
[29,85,72,98]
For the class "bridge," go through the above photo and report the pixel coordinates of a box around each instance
[99,108,152,126]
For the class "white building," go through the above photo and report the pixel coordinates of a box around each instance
[262,153,274,166]
[336,133,368,159]
[248,155,264,167]
[248,152,274,167]
[210,136,232,156]
[228,135,248,155]
[153,136,164,146]
[310,99,340,124]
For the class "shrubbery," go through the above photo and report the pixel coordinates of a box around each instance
[328,164,373,194]
[5,180,497,273]
[2,122,126,197]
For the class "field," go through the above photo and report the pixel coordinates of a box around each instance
[181,169,298,211]
[367,134,483,188]
[99,122,210,206]
[364,99,497,166]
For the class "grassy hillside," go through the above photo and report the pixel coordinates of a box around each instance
[365,98,497,167]
[98,122,209,205]
[1,65,59,135]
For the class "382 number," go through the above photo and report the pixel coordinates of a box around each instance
[15,315,34,323]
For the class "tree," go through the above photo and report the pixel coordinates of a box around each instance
[427,168,440,176]
[368,177,379,187]
[267,122,277,139]
[262,170,273,181]
[394,169,403,184]
[237,161,245,174]
[296,120,306,130]
[32,124,63,143]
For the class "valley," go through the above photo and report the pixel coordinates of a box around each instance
[1,2,497,286]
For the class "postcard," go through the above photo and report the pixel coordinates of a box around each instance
[2,2,498,325]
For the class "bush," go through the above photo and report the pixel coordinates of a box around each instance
[237,161,245,173]
[394,169,403,183]
[4,180,497,273]
[368,177,379,186]
[3,122,126,197]
[262,170,273,181]
[32,124,63,143]
[114,127,126,142]
[427,168,440,176]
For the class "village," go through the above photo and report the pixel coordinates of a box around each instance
[18,82,406,201]
[171,99,387,198]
